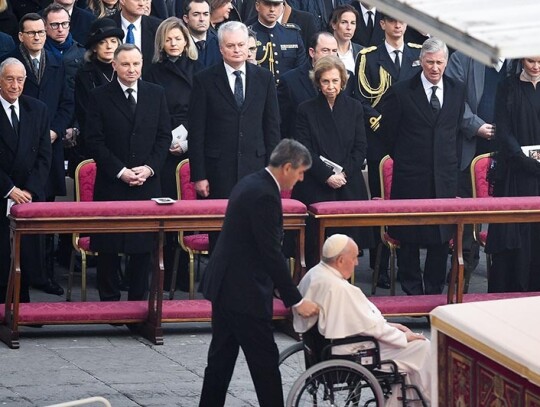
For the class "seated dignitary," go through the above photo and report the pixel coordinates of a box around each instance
[0,58,52,304]
[85,43,171,301]
[294,234,432,406]
[292,55,373,268]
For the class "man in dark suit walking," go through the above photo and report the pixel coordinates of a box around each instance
[189,21,280,200]
[85,44,171,301]
[199,139,319,407]
[379,38,465,295]
[112,0,161,77]
[0,58,52,303]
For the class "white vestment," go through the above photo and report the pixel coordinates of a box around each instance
[293,262,431,406]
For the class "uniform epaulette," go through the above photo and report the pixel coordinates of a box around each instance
[359,46,377,55]
[282,22,301,30]
[407,42,422,49]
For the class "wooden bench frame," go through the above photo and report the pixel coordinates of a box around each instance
[310,196,540,305]
[1,199,307,349]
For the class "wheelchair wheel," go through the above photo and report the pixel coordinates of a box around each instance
[286,360,385,407]
[279,342,306,400]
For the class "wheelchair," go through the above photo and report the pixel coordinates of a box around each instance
[279,324,427,406]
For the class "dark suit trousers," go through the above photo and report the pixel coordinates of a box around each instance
[96,253,151,301]
[199,305,284,407]
[398,242,449,295]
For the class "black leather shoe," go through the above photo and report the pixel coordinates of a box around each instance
[376,273,391,289]
[35,281,64,296]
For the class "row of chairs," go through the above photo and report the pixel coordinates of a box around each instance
[372,153,493,295]
[67,158,208,302]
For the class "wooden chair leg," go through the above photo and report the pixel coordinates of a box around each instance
[169,248,180,300]
[67,249,76,302]
[389,245,397,296]
[371,242,383,295]
[81,252,88,302]
[188,250,195,300]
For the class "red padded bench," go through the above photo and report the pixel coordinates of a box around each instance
[2,199,307,349]
[309,197,540,303]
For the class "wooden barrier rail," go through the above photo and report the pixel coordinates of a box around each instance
[0,199,307,349]
[309,196,540,304]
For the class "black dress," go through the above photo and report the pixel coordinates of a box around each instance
[486,74,540,292]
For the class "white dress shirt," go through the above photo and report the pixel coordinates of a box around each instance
[420,72,444,108]
[121,14,142,50]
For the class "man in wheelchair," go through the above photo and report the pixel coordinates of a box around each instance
[292,234,432,405]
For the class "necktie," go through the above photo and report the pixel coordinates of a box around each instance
[32,58,39,72]
[196,40,206,51]
[430,86,441,114]
[126,23,135,44]
[233,70,243,107]
[126,88,136,114]
[366,11,374,36]
[393,50,401,74]
[10,105,18,136]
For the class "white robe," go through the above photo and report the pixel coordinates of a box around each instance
[293,262,432,406]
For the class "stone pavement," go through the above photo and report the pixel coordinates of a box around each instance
[0,250,488,406]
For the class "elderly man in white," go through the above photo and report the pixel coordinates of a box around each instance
[293,234,432,406]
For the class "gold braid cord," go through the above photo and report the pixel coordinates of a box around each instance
[256,41,275,75]
[357,53,392,107]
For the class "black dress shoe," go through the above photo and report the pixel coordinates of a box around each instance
[35,281,65,296]
[376,273,391,289]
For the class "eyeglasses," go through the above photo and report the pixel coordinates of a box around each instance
[48,21,70,30]
[248,47,257,53]
[22,30,46,37]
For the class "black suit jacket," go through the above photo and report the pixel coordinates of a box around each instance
[189,62,280,198]
[350,4,384,47]
[202,169,302,318]
[111,13,161,77]
[69,7,96,45]
[379,73,465,243]
[85,80,171,253]
[0,96,51,288]
[1,48,74,197]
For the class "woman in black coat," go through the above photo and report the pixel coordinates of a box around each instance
[73,17,124,173]
[146,17,202,291]
[292,55,373,267]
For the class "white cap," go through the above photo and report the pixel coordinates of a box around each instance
[322,234,349,258]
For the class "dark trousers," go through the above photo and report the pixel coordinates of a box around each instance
[398,242,449,295]
[199,305,284,407]
[96,253,151,301]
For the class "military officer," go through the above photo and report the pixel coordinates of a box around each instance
[355,14,423,289]
[249,0,306,85]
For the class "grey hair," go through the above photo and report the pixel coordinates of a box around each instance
[0,58,26,76]
[321,237,354,264]
[420,37,448,60]
[217,21,248,45]
[268,139,312,169]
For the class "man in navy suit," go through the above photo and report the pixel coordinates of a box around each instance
[0,58,52,303]
[189,21,280,200]
[111,0,161,77]
[85,44,171,301]
[199,139,319,407]
[183,0,222,68]
[379,38,465,295]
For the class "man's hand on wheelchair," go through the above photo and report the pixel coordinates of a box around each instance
[295,300,319,318]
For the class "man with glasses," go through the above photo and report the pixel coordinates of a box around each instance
[1,13,74,297]
[48,0,95,45]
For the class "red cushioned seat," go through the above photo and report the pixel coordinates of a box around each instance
[183,234,209,252]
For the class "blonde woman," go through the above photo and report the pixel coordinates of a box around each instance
[87,0,120,18]
[146,17,203,291]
